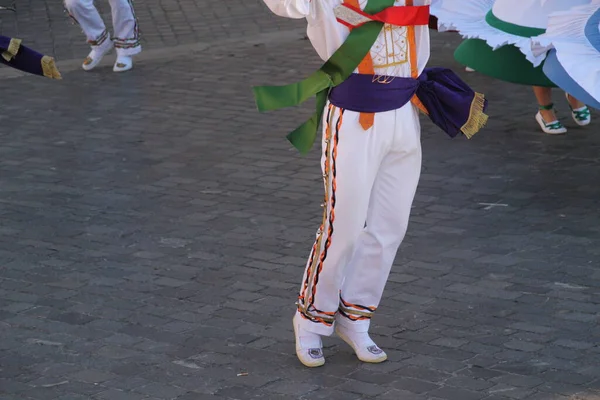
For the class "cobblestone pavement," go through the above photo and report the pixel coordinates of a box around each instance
[0,0,299,61]
[2,1,600,400]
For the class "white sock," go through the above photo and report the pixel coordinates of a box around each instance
[113,56,133,72]
[340,329,376,347]
[293,313,325,367]
[296,326,322,349]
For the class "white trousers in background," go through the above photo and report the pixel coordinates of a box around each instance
[64,0,142,56]
[296,101,423,336]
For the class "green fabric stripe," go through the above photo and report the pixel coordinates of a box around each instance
[253,0,395,154]
[485,10,546,38]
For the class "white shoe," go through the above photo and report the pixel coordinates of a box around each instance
[335,325,387,363]
[293,314,325,368]
[465,67,475,72]
[82,40,113,71]
[535,111,567,135]
[113,56,133,73]
[566,93,591,126]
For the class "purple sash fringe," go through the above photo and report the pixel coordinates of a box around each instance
[1,35,48,77]
[328,68,488,138]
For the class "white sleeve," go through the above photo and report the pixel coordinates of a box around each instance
[262,0,312,19]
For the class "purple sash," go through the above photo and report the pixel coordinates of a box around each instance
[328,68,488,138]
[0,35,60,79]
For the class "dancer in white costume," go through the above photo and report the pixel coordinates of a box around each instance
[264,0,428,368]
[258,0,488,368]
[64,0,141,72]
[534,0,600,110]
[431,0,592,135]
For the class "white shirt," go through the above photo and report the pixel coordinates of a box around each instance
[262,0,431,78]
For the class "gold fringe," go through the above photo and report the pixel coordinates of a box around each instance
[2,38,22,62]
[338,306,373,318]
[460,92,488,139]
[41,56,62,80]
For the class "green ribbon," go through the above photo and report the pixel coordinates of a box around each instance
[485,10,546,38]
[253,0,395,154]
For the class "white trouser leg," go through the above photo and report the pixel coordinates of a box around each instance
[338,103,422,332]
[108,0,142,56]
[296,103,393,336]
[64,0,109,46]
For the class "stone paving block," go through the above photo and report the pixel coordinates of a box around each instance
[491,374,544,389]
[53,395,91,400]
[342,380,391,396]
[511,330,555,344]
[541,345,585,361]
[480,396,513,400]
[68,369,117,384]
[430,337,470,348]
[395,365,453,383]
[428,386,487,400]
[445,376,496,391]
[297,388,364,400]
[539,370,595,386]
[133,382,189,399]
[486,384,537,399]
[379,389,429,399]
[503,340,544,352]
[460,366,506,381]
[536,380,589,396]
[93,389,150,400]
[348,370,397,385]
[492,363,547,377]
[523,393,570,400]
[392,376,441,394]
[175,394,229,400]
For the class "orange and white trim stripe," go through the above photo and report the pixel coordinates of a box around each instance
[297,104,345,326]
[338,296,377,321]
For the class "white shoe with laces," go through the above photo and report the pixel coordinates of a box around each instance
[566,93,591,127]
[293,314,325,368]
[535,110,567,135]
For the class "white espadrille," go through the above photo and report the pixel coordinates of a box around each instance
[566,93,591,127]
[82,39,113,71]
[113,56,133,73]
[335,325,387,363]
[535,111,567,135]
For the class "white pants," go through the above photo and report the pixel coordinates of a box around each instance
[296,101,422,336]
[64,0,141,56]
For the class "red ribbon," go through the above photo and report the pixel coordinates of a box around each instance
[338,4,430,29]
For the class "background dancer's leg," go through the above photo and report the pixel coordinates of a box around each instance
[566,93,591,127]
[64,0,113,70]
[109,0,141,72]
[64,0,107,43]
[533,86,566,135]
